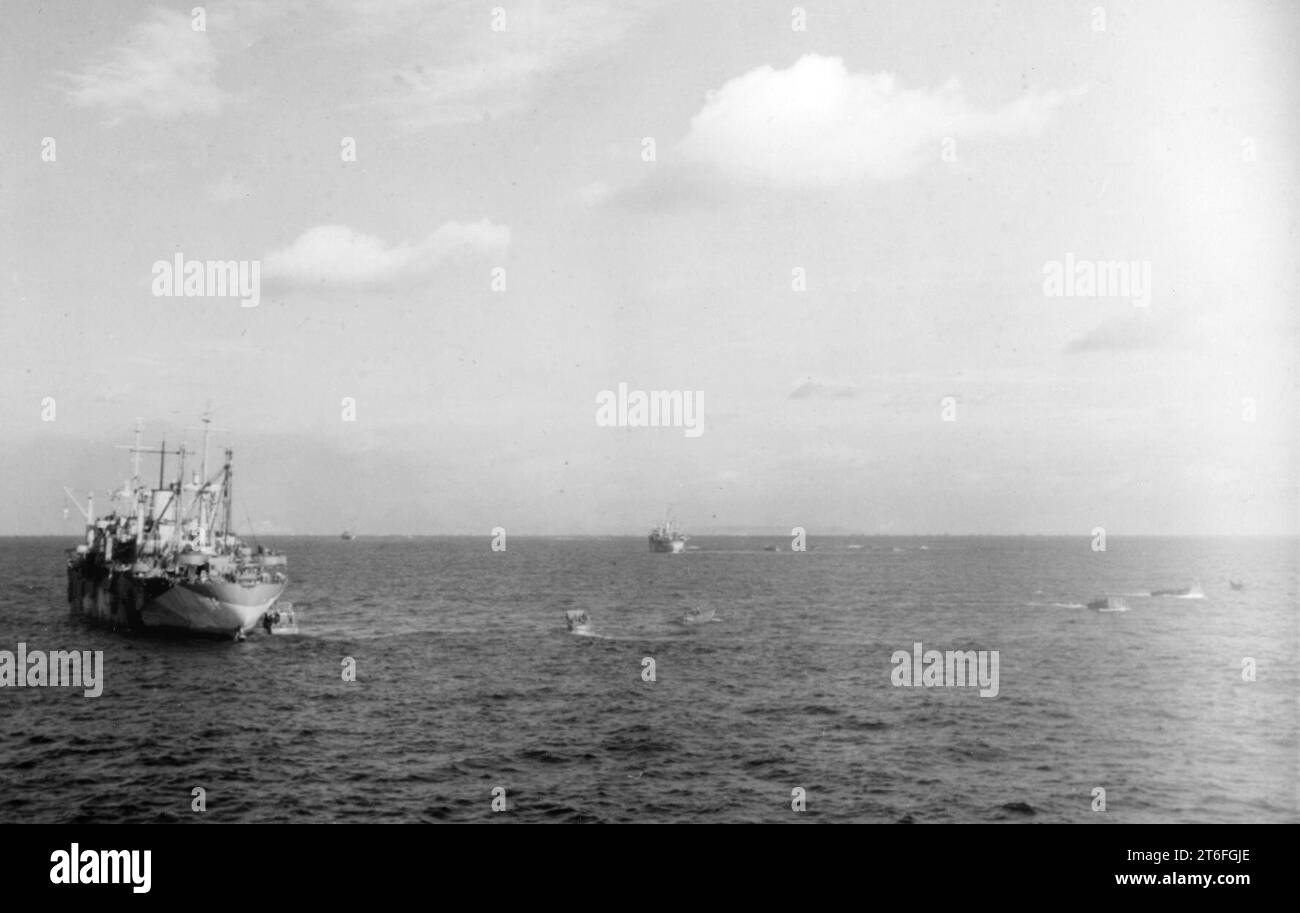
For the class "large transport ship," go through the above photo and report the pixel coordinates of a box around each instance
[65,416,288,640]
[648,516,687,553]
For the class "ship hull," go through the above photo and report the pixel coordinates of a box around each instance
[648,537,686,553]
[141,580,285,635]
[68,566,285,638]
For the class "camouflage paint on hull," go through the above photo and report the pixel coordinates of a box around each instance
[141,580,285,635]
[67,567,285,637]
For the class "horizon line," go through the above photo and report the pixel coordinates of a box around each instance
[5,531,1297,539]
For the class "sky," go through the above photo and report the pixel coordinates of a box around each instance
[1,0,1296,536]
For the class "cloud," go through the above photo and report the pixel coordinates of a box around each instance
[60,3,653,127]
[790,379,856,400]
[263,221,509,286]
[62,9,227,120]
[207,175,252,205]
[1064,317,1166,354]
[1063,303,1209,355]
[376,3,657,127]
[576,181,612,207]
[679,55,1076,187]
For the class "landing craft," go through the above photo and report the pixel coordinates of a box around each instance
[64,416,289,640]
[675,606,717,626]
[262,603,299,635]
[566,610,594,635]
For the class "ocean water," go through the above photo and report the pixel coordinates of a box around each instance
[1,535,1296,824]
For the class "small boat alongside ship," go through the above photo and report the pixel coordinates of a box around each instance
[64,417,289,640]
[1086,596,1129,612]
[566,610,593,635]
[262,602,299,635]
[649,516,687,553]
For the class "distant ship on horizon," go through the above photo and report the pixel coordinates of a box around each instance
[649,515,687,553]
[341,529,355,540]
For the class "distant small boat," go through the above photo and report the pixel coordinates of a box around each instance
[566,609,593,635]
[1229,580,1244,591]
[341,530,355,540]
[764,545,780,552]
[676,606,716,626]
[1086,596,1129,612]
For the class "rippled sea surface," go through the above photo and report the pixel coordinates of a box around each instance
[1,536,1296,823]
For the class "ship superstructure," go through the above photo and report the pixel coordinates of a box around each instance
[65,416,287,639]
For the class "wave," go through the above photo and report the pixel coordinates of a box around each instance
[1151,581,1205,599]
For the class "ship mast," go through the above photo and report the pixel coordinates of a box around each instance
[117,432,180,548]
[112,422,148,489]
[129,420,143,486]
[173,444,187,552]
[114,421,146,546]
[221,447,234,545]
[198,410,213,484]
[188,411,222,548]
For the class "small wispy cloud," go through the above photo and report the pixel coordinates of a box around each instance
[61,9,227,120]
[376,2,657,127]
[263,221,509,286]
[576,181,612,208]
[1064,307,1189,355]
[206,174,252,205]
[790,379,856,400]
[679,55,1079,187]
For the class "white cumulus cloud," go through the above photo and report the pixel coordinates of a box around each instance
[264,221,509,286]
[679,55,1076,187]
